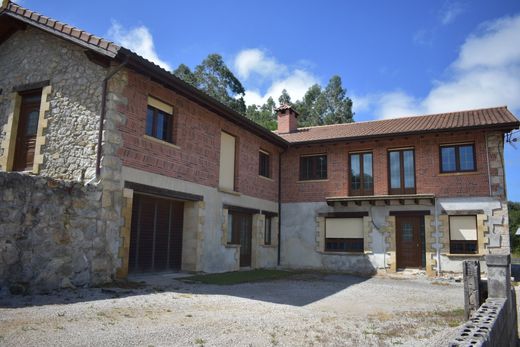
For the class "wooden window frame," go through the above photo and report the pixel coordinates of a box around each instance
[299,154,327,181]
[146,105,173,143]
[449,215,478,255]
[388,148,416,195]
[349,151,374,196]
[439,144,477,173]
[259,149,271,178]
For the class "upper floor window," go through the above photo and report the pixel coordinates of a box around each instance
[146,96,173,143]
[259,150,271,178]
[350,152,373,196]
[388,149,415,194]
[219,131,236,191]
[440,144,476,173]
[300,154,327,181]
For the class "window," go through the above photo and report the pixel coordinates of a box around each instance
[300,154,327,180]
[350,152,373,196]
[440,144,476,173]
[219,131,236,191]
[388,149,415,194]
[146,96,173,143]
[325,218,364,252]
[259,150,271,178]
[449,215,478,254]
[264,215,273,245]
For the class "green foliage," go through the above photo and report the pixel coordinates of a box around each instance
[509,201,520,256]
[174,55,354,130]
[174,54,246,114]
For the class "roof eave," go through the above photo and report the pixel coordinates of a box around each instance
[285,122,520,146]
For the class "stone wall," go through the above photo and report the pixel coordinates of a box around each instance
[0,26,106,181]
[0,172,114,293]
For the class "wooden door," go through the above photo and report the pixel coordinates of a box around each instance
[396,216,422,268]
[13,92,41,171]
[231,212,252,267]
[129,194,184,272]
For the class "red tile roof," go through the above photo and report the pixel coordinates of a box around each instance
[1,1,120,57]
[277,106,520,144]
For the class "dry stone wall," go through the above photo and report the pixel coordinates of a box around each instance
[0,172,114,293]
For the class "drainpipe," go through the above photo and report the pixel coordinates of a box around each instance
[485,132,492,196]
[434,198,440,276]
[95,57,128,178]
[277,150,284,266]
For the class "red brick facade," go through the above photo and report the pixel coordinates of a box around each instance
[115,69,281,202]
[281,130,492,203]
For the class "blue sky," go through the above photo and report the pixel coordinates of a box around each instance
[16,0,520,200]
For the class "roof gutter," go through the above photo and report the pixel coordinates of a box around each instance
[95,57,128,178]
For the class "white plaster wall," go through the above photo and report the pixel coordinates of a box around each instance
[121,166,278,273]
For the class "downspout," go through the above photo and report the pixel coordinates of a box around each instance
[95,57,128,178]
[434,198,440,276]
[485,132,492,196]
[277,149,284,266]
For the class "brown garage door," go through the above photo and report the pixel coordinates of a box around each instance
[129,194,184,272]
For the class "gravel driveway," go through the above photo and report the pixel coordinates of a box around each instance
[0,273,464,346]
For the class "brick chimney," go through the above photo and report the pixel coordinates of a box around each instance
[276,104,299,133]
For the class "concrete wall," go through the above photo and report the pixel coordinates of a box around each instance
[280,197,508,275]
[0,172,114,293]
[0,27,106,181]
[121,166,279,273]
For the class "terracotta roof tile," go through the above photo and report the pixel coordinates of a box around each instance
[3,1,120,57]
[277,107,520,144]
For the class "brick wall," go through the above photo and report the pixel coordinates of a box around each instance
[115,69,281,202]
[281,130,493,202]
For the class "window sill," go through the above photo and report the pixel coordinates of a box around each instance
[297,179,328,183]
[438,171,479,177]
[261,244,277,248]
[218,187,241,196]
[143,135,180,150]
[442,253,483,257]
[259,175,274,182]
[225,244,240,248]
[319,251,368,255]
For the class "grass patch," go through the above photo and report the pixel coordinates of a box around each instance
[182,269,296,285]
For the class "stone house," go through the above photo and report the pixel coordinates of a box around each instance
[0,1,519,291]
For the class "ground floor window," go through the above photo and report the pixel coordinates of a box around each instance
[449,215,478,254]
[264,215,272,245]
[324,217,364,252]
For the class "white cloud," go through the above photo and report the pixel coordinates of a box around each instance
[235,48,319,106]
[107,21,171,71]
[356,13,520,120]
[440,1,465,25]
[234,49,286,80]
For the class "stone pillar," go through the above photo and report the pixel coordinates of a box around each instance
[486,254,511,299]
[462,260,481,320]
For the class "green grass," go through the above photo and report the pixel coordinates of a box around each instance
[182,269,296,285]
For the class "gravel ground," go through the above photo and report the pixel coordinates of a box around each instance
[0,273,464,347]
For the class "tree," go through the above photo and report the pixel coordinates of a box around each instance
[278,89,292,105]
[174,54,246,114]
[509,201,520,256]
[245,96,277,130]
[322,75,354,125]
[173,64,197,86]
[294,84,327,127]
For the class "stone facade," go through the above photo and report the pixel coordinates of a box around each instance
[0,172,112,293]
[0,27,106,181]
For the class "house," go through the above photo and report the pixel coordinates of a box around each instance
[0,1,518,290]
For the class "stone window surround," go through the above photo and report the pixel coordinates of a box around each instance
[0,84,51,174]
[316,214,373,255]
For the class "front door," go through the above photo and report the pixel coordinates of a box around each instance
[13,91,41,172]
[396,215,422,268]
[230,212,252,267]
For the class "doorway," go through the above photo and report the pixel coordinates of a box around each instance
[129,194,184,272]
[13,90,41,172]
[396,215,425,268]
[228,211,252,267]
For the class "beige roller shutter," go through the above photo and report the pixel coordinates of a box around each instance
[148,96,173,114]
[450,216,477,241]
[325,218,364,238]
[219,131,235,190]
